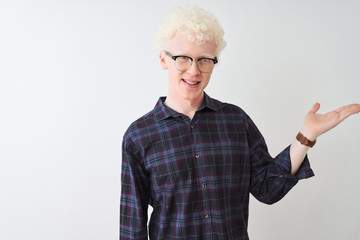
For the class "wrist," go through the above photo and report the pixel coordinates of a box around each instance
[299,128,317,141]
[296,132,316,148]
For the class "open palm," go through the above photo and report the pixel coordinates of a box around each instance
[302,103,360,140]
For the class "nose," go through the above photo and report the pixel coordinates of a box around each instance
[187,60,201,75]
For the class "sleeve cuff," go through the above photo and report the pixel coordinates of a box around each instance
[278,145,315,180]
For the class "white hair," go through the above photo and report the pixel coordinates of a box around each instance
[155,6,227,55]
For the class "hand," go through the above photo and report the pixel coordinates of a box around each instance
[301,103,360,140]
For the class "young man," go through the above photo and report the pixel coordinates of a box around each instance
[120,6,360,240]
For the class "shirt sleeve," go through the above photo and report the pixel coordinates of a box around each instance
[120,136,149,239]
[246,115,315,205]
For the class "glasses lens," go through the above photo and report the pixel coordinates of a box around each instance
[197,59,215,73]
[175,56,191,71]
[174,56,215,73]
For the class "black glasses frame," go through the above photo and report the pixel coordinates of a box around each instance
[164,51,218,72]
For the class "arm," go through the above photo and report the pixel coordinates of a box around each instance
[248,113,314,205]
[290,103,360,174]
[120,138,149,240]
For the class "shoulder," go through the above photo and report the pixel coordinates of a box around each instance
[205,95,256,132]
[209,96,250,121]
[123,108,157,144]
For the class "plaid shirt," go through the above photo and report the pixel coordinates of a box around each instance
[120,93,314,240]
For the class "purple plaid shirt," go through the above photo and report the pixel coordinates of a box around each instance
[120,93,314,240]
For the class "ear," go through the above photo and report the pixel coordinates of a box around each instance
[159,51,168,70]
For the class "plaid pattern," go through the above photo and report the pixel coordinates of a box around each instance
[120,93,314,240]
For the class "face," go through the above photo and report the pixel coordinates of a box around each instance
[160,33,218,103]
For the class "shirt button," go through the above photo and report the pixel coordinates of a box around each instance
[204,214,209,219]
[279,175,284,178]
[195,154,200,159]
[190,125,194,129]
[200,184,205,188]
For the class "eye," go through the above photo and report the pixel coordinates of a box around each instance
[198,58,212,64]
[176,56,191,62]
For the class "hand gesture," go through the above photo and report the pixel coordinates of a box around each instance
[301,103,360,140]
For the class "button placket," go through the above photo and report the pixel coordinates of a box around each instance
[190,120,212,229]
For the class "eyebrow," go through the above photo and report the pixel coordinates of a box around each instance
[173,52,216,59]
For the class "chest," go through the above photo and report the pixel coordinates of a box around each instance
[142,118,251,189]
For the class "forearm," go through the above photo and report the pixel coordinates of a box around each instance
[289,130,315,175]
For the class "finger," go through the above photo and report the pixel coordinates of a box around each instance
[338,104,360,120]
[309,102,320,113]
[335,103,360,113]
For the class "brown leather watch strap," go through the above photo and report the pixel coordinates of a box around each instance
[296,132,316,148]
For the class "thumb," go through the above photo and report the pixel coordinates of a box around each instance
[309,102,320,113]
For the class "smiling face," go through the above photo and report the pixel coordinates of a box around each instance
[160,33,218,105]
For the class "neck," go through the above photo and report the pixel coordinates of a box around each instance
[164,92,204,120]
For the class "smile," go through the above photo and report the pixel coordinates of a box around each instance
[183,79,200,85]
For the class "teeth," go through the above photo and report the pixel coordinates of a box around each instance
[184,79,198,85]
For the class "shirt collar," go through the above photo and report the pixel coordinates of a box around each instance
[201,92,223,112]
[153,92,224,122]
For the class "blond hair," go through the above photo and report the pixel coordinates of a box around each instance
[155,6,227,55]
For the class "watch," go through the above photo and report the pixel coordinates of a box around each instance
[296,132,316,148]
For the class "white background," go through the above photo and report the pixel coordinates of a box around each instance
[1,0,359,239]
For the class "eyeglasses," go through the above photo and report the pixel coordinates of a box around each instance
[164,50,218,73]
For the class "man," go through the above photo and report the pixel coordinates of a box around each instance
[120,6,360,240]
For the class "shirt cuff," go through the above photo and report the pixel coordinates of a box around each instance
[278,145,315,180]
